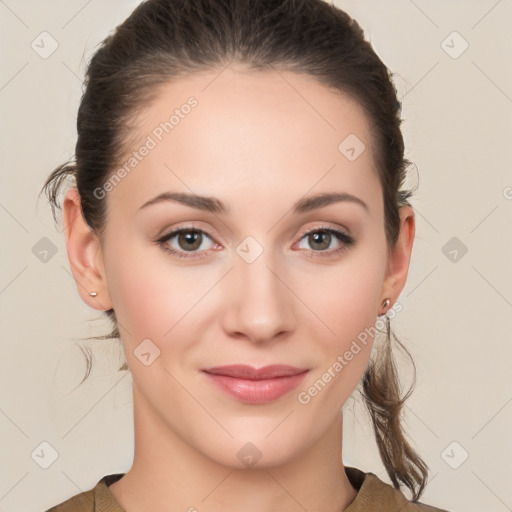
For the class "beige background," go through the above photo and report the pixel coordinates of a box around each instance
[1,1,511,511]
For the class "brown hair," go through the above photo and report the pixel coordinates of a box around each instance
[40,0,427,501]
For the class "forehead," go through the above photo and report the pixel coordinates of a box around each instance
[106,66,380,218]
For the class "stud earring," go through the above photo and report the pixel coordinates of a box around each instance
[89,291,98,297]
[380,298,391,315]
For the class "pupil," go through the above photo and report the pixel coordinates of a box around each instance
[311,231,330,250]
[180,231,201,251]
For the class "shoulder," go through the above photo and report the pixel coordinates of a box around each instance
[44,474,125,512]
[345,466,450,512]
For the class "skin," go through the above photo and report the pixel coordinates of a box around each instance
[63,65,415,512]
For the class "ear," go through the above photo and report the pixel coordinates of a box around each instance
[380,205,415,310]
[62,188,113,311]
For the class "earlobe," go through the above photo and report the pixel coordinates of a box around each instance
[62,188,113,311]
[381,205,416,305]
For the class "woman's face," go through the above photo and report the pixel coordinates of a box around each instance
[77,66,412,468]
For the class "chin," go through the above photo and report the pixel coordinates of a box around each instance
[196,431,309,471]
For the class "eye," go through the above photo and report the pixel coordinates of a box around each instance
[294,226,355,258]
[156,224,355,261]
[157,227,218,260]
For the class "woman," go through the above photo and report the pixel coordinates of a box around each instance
[41,0,449,510]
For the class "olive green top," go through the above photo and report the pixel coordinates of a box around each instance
[45,466,449,511]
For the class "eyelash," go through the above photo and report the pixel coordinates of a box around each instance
[156,224,355,261]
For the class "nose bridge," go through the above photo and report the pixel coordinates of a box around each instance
[222,240,295,343]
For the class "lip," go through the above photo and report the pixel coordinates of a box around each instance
[202,364,309,404]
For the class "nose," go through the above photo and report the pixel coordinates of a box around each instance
[221,248,297,345]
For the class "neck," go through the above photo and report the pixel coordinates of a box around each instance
[109,384,358,512]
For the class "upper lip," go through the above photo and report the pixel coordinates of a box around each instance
[202,364,309,380]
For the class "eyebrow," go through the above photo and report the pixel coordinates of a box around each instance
[138,191,369,215]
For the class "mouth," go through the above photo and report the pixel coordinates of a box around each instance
[201,364,309,403]
[203,364,308,379]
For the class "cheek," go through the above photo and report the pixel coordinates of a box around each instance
[310,243,387,346]
[300,235,387,394]
[103,238,177,338]
[104,240,219,350]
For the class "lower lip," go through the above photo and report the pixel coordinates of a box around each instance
[203,371,308,404]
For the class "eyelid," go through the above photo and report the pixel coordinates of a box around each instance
[155,221,213,240]
[295,222,351,240]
